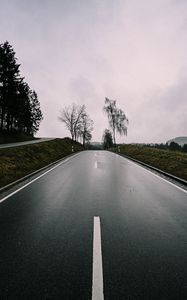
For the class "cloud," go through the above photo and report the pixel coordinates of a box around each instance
[127,75,187,143]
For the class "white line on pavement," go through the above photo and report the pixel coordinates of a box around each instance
[0,153,80,204]
[92,216,104,300]
[94,161,98,169]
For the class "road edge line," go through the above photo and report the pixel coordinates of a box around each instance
[115,153,187,194]
[0,152,81,194]
[0,153,80,204]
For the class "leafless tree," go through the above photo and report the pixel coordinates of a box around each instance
[59,103,93,146]
[58,103,77,140]
[79,112,93,147]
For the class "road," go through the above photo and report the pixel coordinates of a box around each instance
[0,151,187,299]
[0,138,54,149]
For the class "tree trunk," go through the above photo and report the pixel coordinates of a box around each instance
[112,118,116,146]
[0,110,5,131]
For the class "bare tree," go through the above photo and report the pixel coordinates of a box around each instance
[59,103,93,146]
[73,104,85,142]
[103,97,128,145]
[79,112,93,147]
[58,103,77,140]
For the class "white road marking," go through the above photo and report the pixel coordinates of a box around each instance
[117,154,187,194]
[92,216,104,300]
[94,161,98,169]
[0,153,80,204]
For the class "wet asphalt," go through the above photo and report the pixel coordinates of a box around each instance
[0,151,187,299]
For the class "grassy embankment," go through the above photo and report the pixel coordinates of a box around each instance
[0,138,84,188]
[111,144,187,181]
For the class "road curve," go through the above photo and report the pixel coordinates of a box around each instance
[0,151,187,299]
[0,138,54,149]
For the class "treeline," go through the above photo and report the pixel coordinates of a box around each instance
[0,41,43,136]
[59,97,129,148]
[145,142,187,153]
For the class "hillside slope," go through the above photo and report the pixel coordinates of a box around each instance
[167,136,187,146]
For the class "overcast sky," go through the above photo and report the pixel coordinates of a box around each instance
[0,0,187,143]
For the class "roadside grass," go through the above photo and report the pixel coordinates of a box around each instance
[111,144,187,181]
[0,138,84,188]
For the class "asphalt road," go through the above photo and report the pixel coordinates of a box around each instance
[0,138,54,149]
[0,151,187,299]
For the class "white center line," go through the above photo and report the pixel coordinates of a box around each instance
[94,161,98,169]
[92,216,104,300]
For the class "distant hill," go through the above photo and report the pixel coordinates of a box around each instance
[167,136,187,146]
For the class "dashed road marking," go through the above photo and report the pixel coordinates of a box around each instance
[94,161,98,168]
[92,216,104,300]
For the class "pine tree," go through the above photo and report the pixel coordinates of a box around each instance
[102,129,113,149]
[16,80,32,133]
[29,90,43,134]
[0,41,43,136]
[0,41,20,131]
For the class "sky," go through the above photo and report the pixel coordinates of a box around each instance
[0,0,187,143]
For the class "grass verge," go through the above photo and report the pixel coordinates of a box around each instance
[0,138,84,188]
[111,144,187,181]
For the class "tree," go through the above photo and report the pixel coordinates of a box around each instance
[59,103,85,141]
[15,80,32,133]
[182,144,187,153]
[73,104,86,142]
[0,41,43,135]
[169,141,181,151]
[103,97,128,145]
[0,41,20,131]
[102,129,113,149]
[59,103,93,146]
[29,90,43,134]
[78,112,93,147]
[59,103,76,140]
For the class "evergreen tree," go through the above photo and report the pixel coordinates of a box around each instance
[102,129,113,149]
[0,41,20,131]
[0,41,43,135]
[16,80,32,133]
[30,90,43,134]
